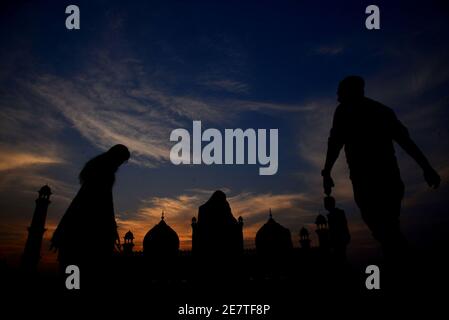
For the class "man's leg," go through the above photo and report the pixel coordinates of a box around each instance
[353,181,407,263]
[360,206,407,263]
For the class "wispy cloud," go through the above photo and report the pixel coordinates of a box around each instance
[0,150,62,171]
[0,144,74,204]
[19,52,311,168]
[313,45,344,56]
[200,78,250,94]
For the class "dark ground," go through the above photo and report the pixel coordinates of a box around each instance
[2,246,447,318]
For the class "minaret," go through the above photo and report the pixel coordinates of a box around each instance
[299,226,311,249]
[21,185,52,273]
[315,214,330,250]
[122,230,135,255]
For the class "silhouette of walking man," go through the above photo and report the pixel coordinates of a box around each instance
[322,76,440,261]
[51,144,130,285]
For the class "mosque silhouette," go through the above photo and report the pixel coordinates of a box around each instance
[22,185,350,286]
[10,184,380,317]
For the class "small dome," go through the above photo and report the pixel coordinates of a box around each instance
[39,184,52,195]
[124,230,134,240]
[300,227,309,237]
[315,214,327,226]
[143,218,179,257]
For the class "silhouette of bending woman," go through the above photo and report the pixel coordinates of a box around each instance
[51,144,130,275]
[322,76,440,261]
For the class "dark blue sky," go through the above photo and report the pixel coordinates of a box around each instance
[1,0,448,265]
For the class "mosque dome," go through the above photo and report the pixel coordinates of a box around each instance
[255,209,293,256]
[143,213,179,257]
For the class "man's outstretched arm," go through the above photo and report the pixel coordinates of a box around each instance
[392,112,441,188]
[322,109,345,195]
[322,136,344,195]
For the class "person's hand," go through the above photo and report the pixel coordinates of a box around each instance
[424,167,441,189]
[322,172,334,195]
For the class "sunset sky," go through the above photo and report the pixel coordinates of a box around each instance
[1,0,448,268]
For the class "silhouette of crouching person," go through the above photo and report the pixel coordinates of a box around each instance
[51,144,130,289]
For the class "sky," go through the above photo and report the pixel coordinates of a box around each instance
[1,0,448,268]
